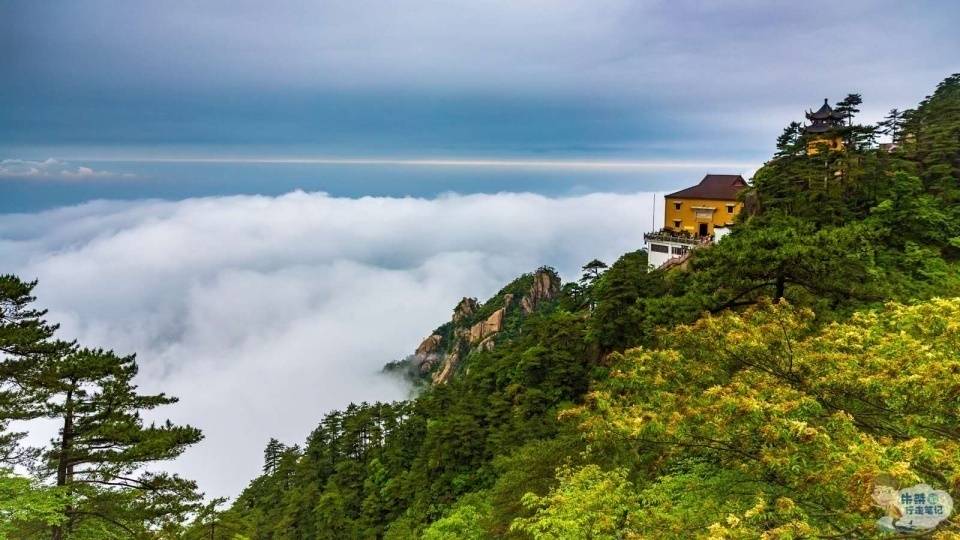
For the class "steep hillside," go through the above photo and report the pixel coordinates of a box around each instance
[205,73,960,539]
[387,267,561,385]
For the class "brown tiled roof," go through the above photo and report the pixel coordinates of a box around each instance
[665,174,748,200]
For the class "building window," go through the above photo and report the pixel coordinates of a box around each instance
[726,204,735,213]
[673,201,682,210]
[650,244,668,253]
[671,246,687,255]
[673,219,681,229]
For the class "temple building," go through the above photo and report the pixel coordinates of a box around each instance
[643,174,748,269]
[805,98,845,155]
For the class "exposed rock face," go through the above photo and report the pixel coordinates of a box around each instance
[432,351,460,384]
[416,334,442,355]
[521,269,560,314]
[469,307,505,344]
[453,297,478,323]
[410,268,563,385]
[413,334,443,373]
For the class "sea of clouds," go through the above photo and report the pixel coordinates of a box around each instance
[0,190,655,498]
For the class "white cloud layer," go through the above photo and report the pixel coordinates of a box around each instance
[0,158,133,179]
[0,190,656,498]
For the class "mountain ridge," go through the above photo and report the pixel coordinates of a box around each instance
[386,267,562,385]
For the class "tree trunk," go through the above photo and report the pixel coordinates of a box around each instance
[774,269,786,301]
[52,389,74,540]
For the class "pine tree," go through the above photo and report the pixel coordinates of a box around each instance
[262,438,285,474]
[590,250,672,350]
[579,259,608,286]
[578,259,609,311]
[899,73,960,201]
[833,93,877,151]
[878,108,903,141]
[775,121,804,156]
[192,496,229,540]
[834,93,862,126]
[36,348,203,539]
[0,275,71,466]
[1,276,206,537]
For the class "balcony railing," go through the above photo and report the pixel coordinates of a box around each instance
[643,230,713,245]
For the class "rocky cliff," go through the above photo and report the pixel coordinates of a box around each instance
[407,267,561,384]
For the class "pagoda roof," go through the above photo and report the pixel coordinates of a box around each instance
[665,174,748,200]
[806,99,845,121]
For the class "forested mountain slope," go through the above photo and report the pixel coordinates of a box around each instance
[203,74,960,539]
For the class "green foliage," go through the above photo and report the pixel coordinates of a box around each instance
[775,121,804,156]
[421,492,493,540]
[0,471,68,539]
[509,465,640,539]
[180,497,234,540]
[589,250,675,351]
[263,438,286,475]
[485,436,584,536]
[568,298,960,537]
[688,212,885,309]
[835,93,863,125]
[878,108,904,141]
[898,73,960,202]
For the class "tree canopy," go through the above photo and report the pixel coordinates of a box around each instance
[0,277,203,539]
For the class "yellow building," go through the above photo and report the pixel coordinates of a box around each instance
[805,99,845,155]
[644,174,748,270]
[663,174,748,237]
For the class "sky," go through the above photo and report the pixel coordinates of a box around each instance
[1,0,959,499]
[2,1,958,191]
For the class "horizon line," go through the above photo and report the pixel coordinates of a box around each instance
[70,156,759,171]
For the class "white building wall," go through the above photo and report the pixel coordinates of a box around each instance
[645,240,694,269]
[714,226,732,242]
[647,243,673,269]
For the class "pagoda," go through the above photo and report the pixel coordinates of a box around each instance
[804,98,845,154]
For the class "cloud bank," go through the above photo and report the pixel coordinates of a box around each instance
[0,158,133,180]
[0,190,656,498]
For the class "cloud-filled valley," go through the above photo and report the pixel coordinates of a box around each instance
[0,190,656,498]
